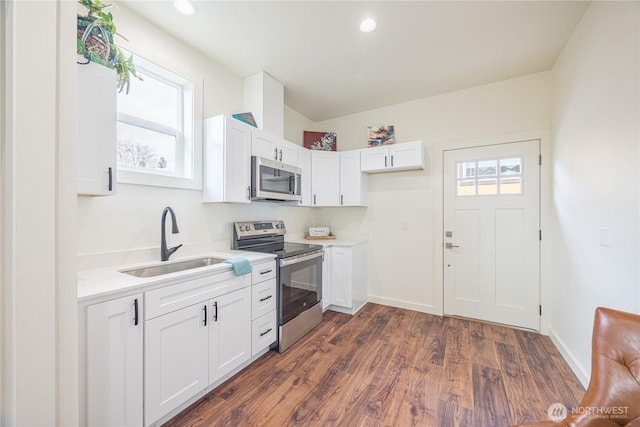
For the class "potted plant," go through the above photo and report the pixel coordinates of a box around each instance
[77,0,140,93]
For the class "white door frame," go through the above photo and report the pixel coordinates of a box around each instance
[432,130,552,333]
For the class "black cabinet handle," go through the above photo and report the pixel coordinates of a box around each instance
[203,305,207,326]
[313,194,317,205]
[279,149,283,162]
[133,298,139,326]
[384,156,388,167]
[108,167,113,191]
[213,301,218,322]
[259,295,273,302]
[274,147,278,160]
[341,195,344,205]
[391,155,394,167]
[260,269,273,275]
[260,328,273,337]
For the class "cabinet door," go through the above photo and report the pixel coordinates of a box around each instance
[360,146,389,172]
[311,150,340,206]
[297,147,312,206]
[145,303,209,425]
[330,246,353,308]
[389,140,423,171]
[339,150,367,206]
[279,139,299,167]
[209,287,252,384]
[252,131,278,161]
[77,61,116,196]
[86,294,142,427]
[203,115,252,203]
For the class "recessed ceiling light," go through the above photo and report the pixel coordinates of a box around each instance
[174,0,195,15]
[360,18,377,33]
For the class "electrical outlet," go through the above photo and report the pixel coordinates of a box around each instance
[218,223,229,233]
[402,221,408,231]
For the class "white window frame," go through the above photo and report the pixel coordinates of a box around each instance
[116,53,202,190]
[455,156,524,197]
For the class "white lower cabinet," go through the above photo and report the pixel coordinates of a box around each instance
[144,302,209,425]
[84,261,276,427]
[209,287,252,383]
[86,294,143,427]
[329,243,368,315]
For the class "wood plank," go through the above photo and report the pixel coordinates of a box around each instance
[164,304,584,427]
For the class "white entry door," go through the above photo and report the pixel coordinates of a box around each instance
[443,140,540,330]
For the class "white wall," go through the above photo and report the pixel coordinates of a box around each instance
[549,1,640,384]
[314,72,551,313]
[78,6,317,266]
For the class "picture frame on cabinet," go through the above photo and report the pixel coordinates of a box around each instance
[303,131,337,151]
[367,125,395,147]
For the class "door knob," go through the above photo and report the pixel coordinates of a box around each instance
[445,242,460,249]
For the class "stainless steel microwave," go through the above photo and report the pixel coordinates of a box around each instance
[251,156,302,202]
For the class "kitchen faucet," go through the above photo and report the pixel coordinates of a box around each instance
[161,206,183,261]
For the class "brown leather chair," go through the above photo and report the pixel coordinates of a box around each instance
[512,307,640,427]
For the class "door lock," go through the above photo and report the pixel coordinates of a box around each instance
[445,242,460,249]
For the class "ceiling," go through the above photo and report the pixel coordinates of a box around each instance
[119,1,590,122]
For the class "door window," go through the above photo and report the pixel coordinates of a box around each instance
[456,157,523,196]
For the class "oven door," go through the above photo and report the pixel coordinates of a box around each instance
[278,250,323,324]
[251,156,302,202]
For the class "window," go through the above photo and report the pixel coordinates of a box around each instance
[456,157,523,196]
[116,53,202,189]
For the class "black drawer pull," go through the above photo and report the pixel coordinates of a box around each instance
[260,269,273,275]
[133,299,139,326]
[213,301,218,322]
[260,328,273,337]
[259,295,273,302]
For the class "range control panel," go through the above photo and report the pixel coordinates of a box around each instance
[233,220,286,239]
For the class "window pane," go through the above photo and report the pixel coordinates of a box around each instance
[500,158,521,175]
[458,162,476,179]
[117,73,179,128]
[478,178,498,195]
[477,160,497,177]
[457,180,476,196]
[117,122,176,172]
[500,177,522,194]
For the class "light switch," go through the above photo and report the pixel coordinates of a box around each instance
[599,227,610,248]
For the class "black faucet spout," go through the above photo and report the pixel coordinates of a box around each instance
[161,207,181,261]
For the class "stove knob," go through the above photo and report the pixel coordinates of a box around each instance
[239,225,245,232]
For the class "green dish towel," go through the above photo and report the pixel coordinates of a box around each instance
[223,258,251,276]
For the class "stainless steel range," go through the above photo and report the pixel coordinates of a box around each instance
[232,220,324,352]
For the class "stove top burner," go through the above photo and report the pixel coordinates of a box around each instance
[245,242,323,259]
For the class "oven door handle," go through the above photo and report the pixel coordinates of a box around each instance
[279,250,324,267]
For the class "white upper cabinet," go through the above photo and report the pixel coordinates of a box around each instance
[251,130,298,167]
[311,150,340,206]
[77,61,117,196]
[203,115,252,203]
[339,150,367,206]
[297,147,312,206]
[361,140,424,173]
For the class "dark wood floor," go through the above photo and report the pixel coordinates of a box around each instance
[164,303,584,427]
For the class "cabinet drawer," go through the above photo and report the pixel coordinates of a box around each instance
[252,260,276,284]
[252,278,276,320]
[145,270,250,320]
[251,311,276,356]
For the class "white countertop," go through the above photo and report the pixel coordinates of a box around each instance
[78,250,275,302]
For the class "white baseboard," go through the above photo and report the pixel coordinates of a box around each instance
[548,327,590,388]
[367,295,441,316]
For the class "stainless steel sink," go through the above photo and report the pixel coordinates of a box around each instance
[120,257,226,278]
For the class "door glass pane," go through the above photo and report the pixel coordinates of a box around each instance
[478,178,498,195]
[500,158,521,175]
[117,122,177,172]
[458,162,476,179]
[477,160,497,177]
[457,180,476,196]
[500,177,522,194]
